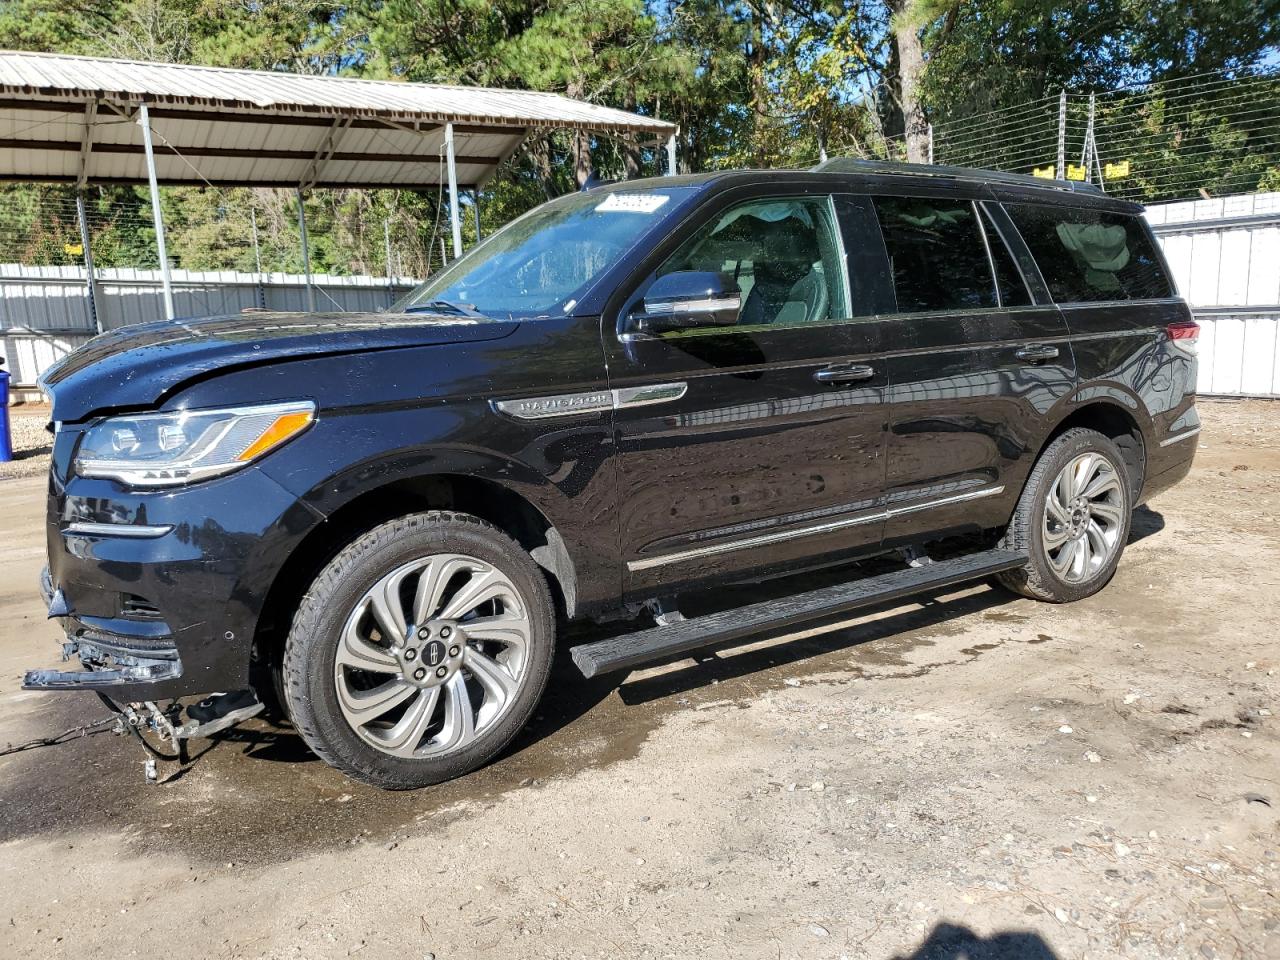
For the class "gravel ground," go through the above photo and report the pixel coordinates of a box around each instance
[0,405,52,480]
[0,398,1276,960]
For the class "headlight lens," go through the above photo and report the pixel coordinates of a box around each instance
[75,400,315,487]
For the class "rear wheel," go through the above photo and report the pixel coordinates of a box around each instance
[282,511,554,789]
[998,428,1133,602]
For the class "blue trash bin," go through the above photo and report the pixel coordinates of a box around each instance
[0,360,11,463]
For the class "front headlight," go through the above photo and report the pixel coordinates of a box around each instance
[75,400,315,488]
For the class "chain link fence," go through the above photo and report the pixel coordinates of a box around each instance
[0,183,460,283]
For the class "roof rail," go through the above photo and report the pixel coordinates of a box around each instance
[809,157,1109,196]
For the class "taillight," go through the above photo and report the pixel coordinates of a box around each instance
[1167,320,1199,353]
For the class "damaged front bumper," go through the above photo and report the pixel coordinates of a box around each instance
[22,566,184,692]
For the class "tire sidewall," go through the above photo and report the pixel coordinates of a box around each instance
[1023,430,1133,602]
[285,513,554,789]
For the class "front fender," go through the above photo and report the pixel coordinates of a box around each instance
[253,399,620,614]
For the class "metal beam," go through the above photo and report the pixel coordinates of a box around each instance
[666,132,677,176]
[445,122,462,259]
[75,190,102,333]
[0,137,502,167]
[296,188,315,312]
[137,102,175,320]
[298,118,353,191]
[473,191,482,243]
[75,100,97,189]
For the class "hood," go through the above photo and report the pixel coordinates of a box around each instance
[42,310,519,422]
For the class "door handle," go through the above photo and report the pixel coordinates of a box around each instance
[814,363,875,384]
[1016,344,1060,363]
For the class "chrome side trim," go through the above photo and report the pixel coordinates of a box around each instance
[63,522,173,538]
[885,485,1006,518]
[494,383,687,420]
[627,485,1006,572]
[614,382,688,409]
[642,297,740,315]
[1159,426,1202,447]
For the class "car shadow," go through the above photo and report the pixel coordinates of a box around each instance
[894,922,1061,959]
[1129,504,1164,544]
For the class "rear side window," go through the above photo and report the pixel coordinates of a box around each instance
[872,197,997,312]
[1004,203,1174,303]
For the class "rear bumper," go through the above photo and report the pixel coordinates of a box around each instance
[1139,407,1200,505]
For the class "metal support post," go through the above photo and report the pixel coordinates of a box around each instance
[295,188,315,312]
[75,191,102,333]
[137,102,175,320]
[445,122,463,259]
[249,207,266,309]
[666,132,677,176]
[1056,89,1067,180]
[384,218,395,307]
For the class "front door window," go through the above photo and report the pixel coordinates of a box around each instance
[650,196,851,329]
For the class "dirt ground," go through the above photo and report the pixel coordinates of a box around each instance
[0,399,1277,960]
[0,403,53,481]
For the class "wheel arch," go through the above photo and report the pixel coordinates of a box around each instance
[1036,394,1149,500]
[252,472,579,683]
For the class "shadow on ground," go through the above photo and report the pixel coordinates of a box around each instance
[894,922,1060,960]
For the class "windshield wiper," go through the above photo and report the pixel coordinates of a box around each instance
[405,299,485,318]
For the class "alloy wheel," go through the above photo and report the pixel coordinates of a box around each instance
[1042,452,1126,584]
[333,554,531,758]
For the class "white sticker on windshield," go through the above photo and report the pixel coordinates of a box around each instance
[595,193,670,214]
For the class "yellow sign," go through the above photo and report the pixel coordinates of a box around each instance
[63,242,83,256]
[1104,160,1131,180]
[1065,164,1086,181]
[1032,165,1055,179]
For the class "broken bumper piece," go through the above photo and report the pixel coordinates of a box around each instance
[26,565,184,692]
[23,637,182,692]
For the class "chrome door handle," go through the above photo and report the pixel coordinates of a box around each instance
[814,363,875,384]
[1016,344,1060,363]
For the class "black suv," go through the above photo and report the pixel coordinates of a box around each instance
[26,160,1200,789]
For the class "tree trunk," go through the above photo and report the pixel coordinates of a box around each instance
[622,87,642,179]
[529,137,558,200]
[892,1,930,164]
[566,78,593,188]
[748,3,769,165]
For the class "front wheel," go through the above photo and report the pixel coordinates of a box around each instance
[281,511,554,789]
[997,428,1133,603]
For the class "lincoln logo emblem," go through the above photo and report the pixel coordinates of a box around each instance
[424,640,447,667]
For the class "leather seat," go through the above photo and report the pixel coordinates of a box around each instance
[736,215,828,326]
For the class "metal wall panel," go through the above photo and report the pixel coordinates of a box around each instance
[0,265,416,387]
[1148,192,1280,398]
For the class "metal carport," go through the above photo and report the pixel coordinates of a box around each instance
[0,50,678,320]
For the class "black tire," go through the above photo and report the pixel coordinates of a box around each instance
[281,511,554,790]
[997,428,1134,603]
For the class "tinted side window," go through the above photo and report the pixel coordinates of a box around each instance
[652,196,850,327]
[1004,203,1174,303]
[979,206,1033,307]
[872,197,997,312]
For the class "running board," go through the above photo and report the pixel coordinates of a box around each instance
[570,548,1026,679]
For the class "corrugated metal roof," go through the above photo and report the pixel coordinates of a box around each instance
[0,50,676,188]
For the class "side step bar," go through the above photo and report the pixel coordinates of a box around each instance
[570,548,1026,679]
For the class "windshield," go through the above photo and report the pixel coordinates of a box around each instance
[394,186,694,318]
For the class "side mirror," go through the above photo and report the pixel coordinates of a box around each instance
[629,270,741,334]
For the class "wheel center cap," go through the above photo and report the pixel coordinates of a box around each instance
[422,640,448,667]
[398,623,465,687]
